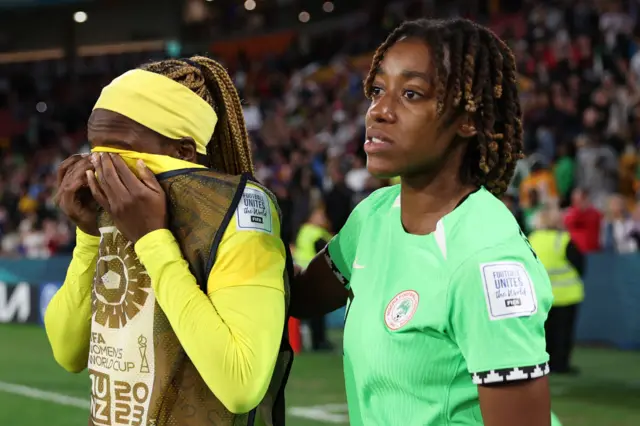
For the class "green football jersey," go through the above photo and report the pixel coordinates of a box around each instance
[326,185,553,426]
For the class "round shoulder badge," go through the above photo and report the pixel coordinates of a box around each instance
[384,290,419,330]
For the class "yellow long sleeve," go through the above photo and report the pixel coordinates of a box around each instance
[134,212,286,414]
[44,228,100,373]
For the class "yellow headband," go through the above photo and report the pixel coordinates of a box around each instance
[93,69,217,155]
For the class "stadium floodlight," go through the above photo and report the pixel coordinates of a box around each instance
[73,11,88,23]
[36,102,47,113]
[323,2,334,13]
[298,11,310,23]
[244,0,255,11]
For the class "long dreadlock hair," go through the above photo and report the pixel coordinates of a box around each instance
[364,18,524,196]
[139,56,254,175]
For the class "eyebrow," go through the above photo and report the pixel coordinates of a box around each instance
[376,68,433,84]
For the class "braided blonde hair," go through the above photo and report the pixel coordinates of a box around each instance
[140,56,254,174]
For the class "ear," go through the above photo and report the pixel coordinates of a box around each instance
[456,115,477,139]
[175,138,198,163]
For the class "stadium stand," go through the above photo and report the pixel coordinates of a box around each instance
[0,0,639,258]
[1,1,640,424]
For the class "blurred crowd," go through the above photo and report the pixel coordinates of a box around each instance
[502,0,640,254]
[1,0,640,258]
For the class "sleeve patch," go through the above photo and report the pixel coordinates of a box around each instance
[236,187,273,234]
[472,362,550,385]
[480,261,538,321]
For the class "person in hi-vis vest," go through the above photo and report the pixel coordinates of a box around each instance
[293,204,334,351]
[529,204,585,375]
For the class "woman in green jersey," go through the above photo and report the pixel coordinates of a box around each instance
[291,18,558,426]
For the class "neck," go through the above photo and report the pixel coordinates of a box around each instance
[400,171,476,235]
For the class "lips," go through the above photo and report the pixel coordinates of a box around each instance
[364,128,394,154]
[365,129,395,145]
[367,137,390,145]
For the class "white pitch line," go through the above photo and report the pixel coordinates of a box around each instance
[288,404,349,423]
[0,382,347,424]
[0,381,89,409]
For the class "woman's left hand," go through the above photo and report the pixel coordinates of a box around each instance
[86,152,167,243]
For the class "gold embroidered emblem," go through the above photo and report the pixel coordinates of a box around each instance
[93,227,152,329]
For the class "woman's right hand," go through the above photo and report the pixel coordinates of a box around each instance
[55,154,100,236]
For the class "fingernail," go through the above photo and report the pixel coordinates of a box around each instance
[91,153,98,164]
[137,159,145,168]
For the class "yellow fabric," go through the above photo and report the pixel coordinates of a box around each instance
[93,69,217,155]
[44,228,99,373]
[91,146,206,175]
[18,196,38,214]
[134,225,285,414]
[528,230,584,306]
[45,150,286,415]
[294,223,333,268]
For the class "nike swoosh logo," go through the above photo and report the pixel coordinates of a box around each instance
[353,260,365,269]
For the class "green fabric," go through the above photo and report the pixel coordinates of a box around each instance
[328,186,553,425]
[552,411,563,426]
[554,156,575,198]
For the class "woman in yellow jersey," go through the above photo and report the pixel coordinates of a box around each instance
[46,57,291,426]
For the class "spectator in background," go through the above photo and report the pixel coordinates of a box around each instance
[628,203,640,248]
[599,0,633,52]
[618,143,639,209]
[324,161,353,233]
[529,204,585,375]
[575,131,618,211]
[601,193,638,253]
[293,204,334,352]
[242,97,263,134]
[289,166,321,239]
[506,151,531,197]
[554,143,576,207]
[564,188,602,253]
[523,188,543,235]
[629,102,640,147]
[345,155,370,194]
[519,155,558,209]
[271,181,294,248]
[20,214,48,258]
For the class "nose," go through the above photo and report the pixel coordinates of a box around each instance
[367,94,397,124]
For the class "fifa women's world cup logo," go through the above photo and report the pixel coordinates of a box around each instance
[93,227,152,329]
[138,335,150,374]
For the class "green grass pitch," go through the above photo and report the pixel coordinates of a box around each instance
[0,325,639,425]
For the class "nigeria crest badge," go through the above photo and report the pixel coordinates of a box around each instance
[384,290,419,330]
